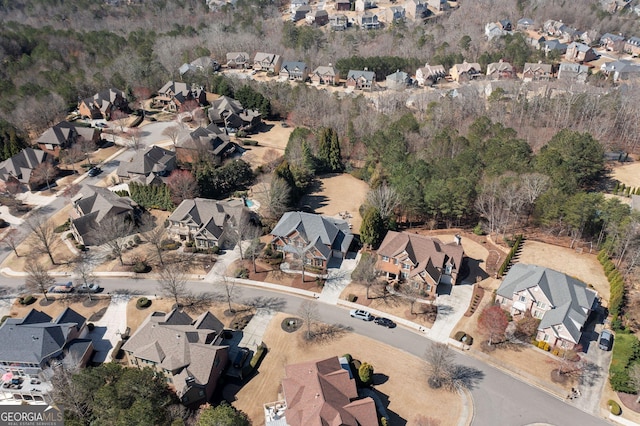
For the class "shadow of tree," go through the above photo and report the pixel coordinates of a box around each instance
[245,296,287,312]
[307,323,352,345]
[579,362,602,387]
[449,364,485,391]
[372,373,389,385]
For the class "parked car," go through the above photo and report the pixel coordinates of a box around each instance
[233,347,251,368]
[599,329,613,351]
[374,317,396,328]
[349,309,373,321]
[77,284,100,293]
[48,282,74,293]
[87,166,102,177]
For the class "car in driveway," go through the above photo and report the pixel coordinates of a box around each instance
[87,166,102,177]
[599,329,613,351]
[349,309,373,321]
[48,282,74,293]
[77,284,100,293]
[374,317,396,328]
[233,347,251,368]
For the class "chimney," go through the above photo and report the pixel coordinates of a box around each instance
[454,234,462,245]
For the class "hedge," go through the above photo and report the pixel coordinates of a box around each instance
[19,295,36,305]
[609,333,639,393]
[249,343,268,369]
[598,250,625,319]
[497,234,523,278]
[608,400,621,415]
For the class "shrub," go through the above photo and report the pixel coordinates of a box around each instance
[347,294,357,302]
[454,331,466,341]
[1,315,10,324]
[473,223,485,235]
[464,335,474,345]
[543,343,550,351]
[552,348,560,356]
[136,297,151,308]
[87,323,95,331]
[67,232,75,240]
[249,343,268,369]
[19,295,36,305]
[133,235,142,244]
[608,400,621,415]
[358,362,374,385]
[185,241,194,247]
[610,333,639,392]
[54,219,71,233]
[235,268,249,279]
[76,244,85,251]
[342,354,353,363]
[133,261,150,273]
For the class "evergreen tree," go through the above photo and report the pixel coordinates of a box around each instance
[360,207,385,248]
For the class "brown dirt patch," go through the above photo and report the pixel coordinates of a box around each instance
[239,120,292,167]
[235,259,323,292]
[299,173,369,232]
[231,312,462,426]
[619,392,640,413]
[517,240,609,303]
[611,161,640,188]
[8,295,111,322]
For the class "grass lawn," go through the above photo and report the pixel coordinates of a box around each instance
[609,333,640,393]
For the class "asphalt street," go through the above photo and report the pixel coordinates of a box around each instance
[0,276,609,426]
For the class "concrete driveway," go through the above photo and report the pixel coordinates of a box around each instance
[429,282,473,343]
[89,294,131,363]
[319,252,360,304]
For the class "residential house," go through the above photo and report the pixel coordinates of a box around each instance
[292,5,311,21]
[116,145,176,183]
[384,5,406,23]
[427,0,448,12]
[579,29,599,46]
[376,231,464,298]
[516,17,534,31]
[289,0,308,13]
[179,57,220,76]
[522,62,553,81]
[543,20,578,41]
[175,125,239,164]
[360,12,381,29]
[70,185,136,245]
[601,60,640,82]
[498,19,512,31]
[279,61,310,81]
[346,69,376,90]
[78,88,128,121]
[226,52,250,69]
[336,0,351,11]
[385,70,409,90]
[625,37,640,56]
[565,42,598,63]
[268,356,378,426]
[600,0,630,13]
[36,121,97,157]
[486,60,515,79]
[167,198,253,248]
[557,62,589,83]
[415,63,447,86]
[543,39,568,56]
[0,308,92,404]
[485,22,507,41]
[311,65,340,85]
[450,61,482,82]
[121,309,228,407]
[0,148,51,191]
[155,81,207,112]
[355,0,375,11]
[253,52,283,73]
[329,14,349,30]
[306,9,329,25]
[496,264,597,350]
[527,35,546,49]
[270,211,354,270]
[404,0,428,18]
[208,95,262,132]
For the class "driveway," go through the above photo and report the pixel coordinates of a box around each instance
[319,252,360,304]
[89,294,131,363]
[429,282,473,343]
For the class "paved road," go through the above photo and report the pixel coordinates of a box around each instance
[0,276,609,426]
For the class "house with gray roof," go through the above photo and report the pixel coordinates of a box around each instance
[121,309,228,407]
[600,59,640,82]
[0,308,92,404]
[155,81,207,112]
[496,264,597,350]
[36,121,98,157]
[253,52,283,74]
[329,14,348,31]
[167,198,254,249]
[0,148,51,191]
[226,52,250,69]
[517,17,534,31]
[306,9,329,25]
[600,33,626,52]
[78,88,128,121]
[557,62,589,83]
[625,36,640,56]
[116,145,176,182]
[279,61,310,81]
[359,12,381,30]
[70,185,137,245]
[346,69,376,90]
[175,125,240,164]
[565,42,598,63]
[179,56,220,76]
[208,95,262,132]
[385,70,409,90]
[270,212,354,270]
[311,65,340,85]
[543,39,568,56]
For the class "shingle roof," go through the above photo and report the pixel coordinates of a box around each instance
[117,145,176,177]
[37,121,76,146]
[271,212,354,255]
[74,185,134,223]
[168,198,248,243]
[497,264,597,343]
[0,148,49,183]
[347,70,375,81]
[283,356,377,426]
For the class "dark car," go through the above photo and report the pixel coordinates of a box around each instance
[233,347,250,368]
[374,317,396,328]
[87,167,102,177]
[599,330,613,351]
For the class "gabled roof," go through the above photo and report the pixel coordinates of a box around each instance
[271,212,354,255]
[523,62,553,73]
[452,61,481,74]
[159,81,189,96]
[0,148,49,183]
[121,309,227,396]
[567,41,593,52]
[517,17,534,25]
[177,126,237,158]
[283,356,377,426]
[377,231,464,283]
[544,39,568,51]
[117,145,176,177]
[74,185,134,223]
[601,33,625,42]
[254,52,281,65]
[347,69,375,81]
[386,70,408,82]
[281,61,308,73]
[497,264,597,343]
[0,308,86,365]
[226,52,250,63]
[417,63,447,77]
[312,66,338,77]
[168,198,248,242]
[487,60,514,74]
[37,121,77,146]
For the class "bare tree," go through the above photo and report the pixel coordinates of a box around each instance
[93,215,134,266]
[25,259,55,301]
[166,170,199,205]
[351,252,379,299]
[219,275,240,314]
[226,213,261,260]
[76,136,97,167]
[31,161,58,191]
[144,226,167,266]
[298,300,319,341]
[125,127,143,151]
[520,173,550,211]
[60,145,85,175]
[111,110,129,133]
[365,184,400,220]
[73,251,99,301]
[25,213,58,265]
[246,237,262,273]
[157,264,189,307]
[1,231,21,257]
[49,361,91,423]
[257,178,291,220]
[424,343,454,389]
[162,125,182,145]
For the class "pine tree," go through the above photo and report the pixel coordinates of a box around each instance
[328,129,343,172]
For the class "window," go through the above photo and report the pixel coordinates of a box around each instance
[518,295,526,302]
[401,272,408,279]
[403,263,411,270]
[393,259,398,265]
[534,310,543,319]
[382,256,389,262]
[536,301,546,309]
[426,284,431,292]
[413,281,419,289]
[543,334,549,342]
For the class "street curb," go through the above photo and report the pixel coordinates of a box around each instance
[458,387,475,426]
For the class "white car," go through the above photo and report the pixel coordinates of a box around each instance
[77,284,100,293]
[349,309,373,321]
